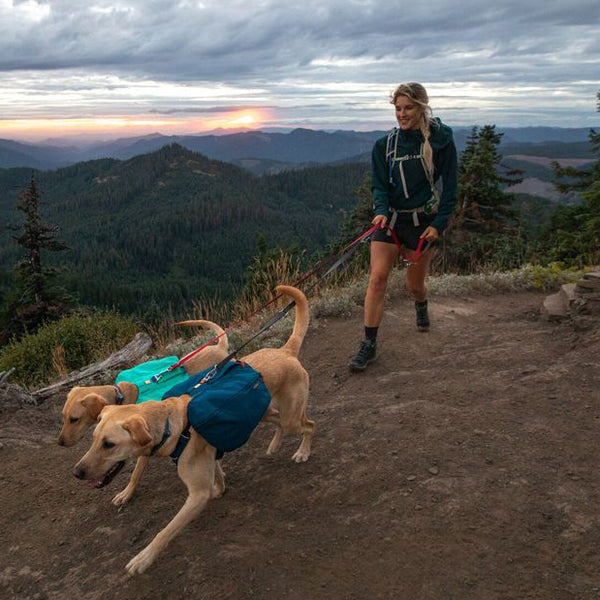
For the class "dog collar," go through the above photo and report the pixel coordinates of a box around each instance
[113,384,125,405]
[150,418,171,455]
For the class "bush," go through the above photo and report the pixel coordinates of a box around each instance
[0,311,139,388]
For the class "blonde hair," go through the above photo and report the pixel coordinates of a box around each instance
[390,82,434,178]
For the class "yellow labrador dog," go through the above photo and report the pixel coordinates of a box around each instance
[58,319,229,447]
[60,320,228,507]
[73,285,314,575]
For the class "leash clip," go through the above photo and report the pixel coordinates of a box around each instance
[150,370,168,384]
[194,365,217,388]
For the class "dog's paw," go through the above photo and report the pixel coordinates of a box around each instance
[291,450,310,463]
[112,487,133,506]
[126,546,157,575]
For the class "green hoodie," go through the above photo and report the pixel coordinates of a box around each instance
[371,117,458,233]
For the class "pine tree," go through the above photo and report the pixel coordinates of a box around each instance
[536,90,600,266]
[439,125,525,272]
[451,125,521,236]
[3,177,72,340]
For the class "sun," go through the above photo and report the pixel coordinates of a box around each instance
[222,110,262,129]
[230,114,255,125]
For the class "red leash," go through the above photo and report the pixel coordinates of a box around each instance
[383,227,432,265]
[167,224,380,372]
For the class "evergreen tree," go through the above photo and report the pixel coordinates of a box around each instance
[440,125,525,272]
[451,125,521,236]
[536,90,600,267]
[2,177,72,341]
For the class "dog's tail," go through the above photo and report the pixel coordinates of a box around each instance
[175,319,229,352]
[276,285,309,358]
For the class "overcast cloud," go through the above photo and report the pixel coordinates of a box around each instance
[1,0,599,139]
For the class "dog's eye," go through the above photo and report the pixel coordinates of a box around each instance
[69,417,79,423]
[103,440,115,449]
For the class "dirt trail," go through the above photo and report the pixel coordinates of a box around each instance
[1,290,600,600]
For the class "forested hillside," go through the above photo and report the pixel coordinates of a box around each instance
[0,144,368,316]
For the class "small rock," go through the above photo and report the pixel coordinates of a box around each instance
[406,475,416,481]
[427,466,439,475]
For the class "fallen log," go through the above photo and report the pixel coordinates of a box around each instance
[0,332,153,405]
[0,381,37,406]
[33,331,153,402]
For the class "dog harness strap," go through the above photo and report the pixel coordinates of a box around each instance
[113,384,124,405]
[150,418,171,455]
[170,423,191,465]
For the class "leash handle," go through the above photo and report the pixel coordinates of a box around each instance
[384,227,432,265]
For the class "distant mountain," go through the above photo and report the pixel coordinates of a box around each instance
[496,127,596,144]
[3,126,596,171]
[0,138,81,169]
[0,144,369,315]
[498,141,595,160]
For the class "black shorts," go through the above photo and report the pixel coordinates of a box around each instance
[371,213,436,250]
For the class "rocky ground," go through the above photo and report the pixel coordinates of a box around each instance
[1,290,600,600]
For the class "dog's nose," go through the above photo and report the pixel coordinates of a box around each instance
[73,465,86,479]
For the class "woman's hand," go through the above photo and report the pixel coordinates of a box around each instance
[372,214,388,229]
[420,226,439,242]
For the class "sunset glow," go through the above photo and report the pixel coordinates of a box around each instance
[0,111,267,140]
[0,0,598,144]
[218,110,264,129]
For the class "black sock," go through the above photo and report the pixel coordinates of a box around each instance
[365,326,378,341]
[415,300,428,308]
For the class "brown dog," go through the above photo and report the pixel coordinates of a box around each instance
[73,285,314,574]
[60,320,228,507]
[58,319,229,447]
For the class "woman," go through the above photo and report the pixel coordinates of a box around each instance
[349,82,457,372]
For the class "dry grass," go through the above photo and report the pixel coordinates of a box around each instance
[51,345,68,379]
[157,263,590,361]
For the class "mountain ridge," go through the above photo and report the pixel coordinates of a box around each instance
[2,126,597,171]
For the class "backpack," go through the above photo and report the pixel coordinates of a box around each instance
[162,361,271,461]
[116,356,190,403]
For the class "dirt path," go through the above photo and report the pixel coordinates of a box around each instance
[1,291,600,600]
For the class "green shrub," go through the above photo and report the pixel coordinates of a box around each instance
[0,311,139,388]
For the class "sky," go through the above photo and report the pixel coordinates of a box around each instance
[1,0,599,141]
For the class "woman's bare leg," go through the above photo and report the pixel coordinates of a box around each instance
[405,247,435,301]
[364,241,400,327]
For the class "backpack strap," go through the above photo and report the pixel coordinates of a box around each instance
[387,129,439,211]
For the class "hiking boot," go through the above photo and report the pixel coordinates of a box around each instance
[415,300,430,332]
[349,339,377,372]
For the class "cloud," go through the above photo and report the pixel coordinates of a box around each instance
[0,0,599,132]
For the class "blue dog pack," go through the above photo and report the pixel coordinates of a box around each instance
[116,356,190,403]
[162,361,271,461]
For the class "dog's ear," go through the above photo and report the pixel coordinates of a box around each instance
[81,393,108,421]
[122,415,153,447]
[118,381,138,403]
